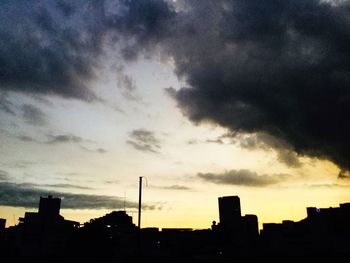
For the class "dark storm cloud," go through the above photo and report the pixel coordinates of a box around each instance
[164,0,350,171]
[0,0,174,100]
[0,182,158,210]
[127,128,161,153]
[198,169,290,187]
[21,104,47,126]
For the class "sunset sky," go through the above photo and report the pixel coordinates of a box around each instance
[1,0,350,230]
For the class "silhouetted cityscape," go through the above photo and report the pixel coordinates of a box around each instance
[1,195,350,261]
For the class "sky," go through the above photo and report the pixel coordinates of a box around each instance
[1,0,350,230]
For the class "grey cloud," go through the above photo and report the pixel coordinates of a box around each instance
[56,172,80,177]
[96,148,108,154]
[186,134,233,145]
[47,135,109,154]
[21,104,47,126]
[46,134,85,144]
[207,134,236,145]
[3,161,37,169]
[80,145,108,154]
[165,185,190,190]
[127,128,161,153]
[116,66,142,102]
[16,134,101,152]
[198,169,291,187]
[18,182,94,190]
[113,104,125,114]
[0,182,158,210]
[205,138,224,144]
[0,93,15,115]
[15,133,106,154]
[0,170,9,180]
[17,135,38,142]
[305,183,350,188]
[186,139,198,145]
[45,183,93,190]
[276,149,302,168]
[104,180,119,184]
[152,184,191,191]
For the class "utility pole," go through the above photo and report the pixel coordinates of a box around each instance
[138,176,143,229]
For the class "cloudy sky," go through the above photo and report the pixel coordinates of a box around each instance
[1,0,350,229]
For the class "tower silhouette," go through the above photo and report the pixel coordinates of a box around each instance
[218,196,241,228]
[38,195,61,218]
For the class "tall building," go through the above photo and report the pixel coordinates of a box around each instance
[216,196,259,240]
[38,195,61,218]
[218,196,241,227]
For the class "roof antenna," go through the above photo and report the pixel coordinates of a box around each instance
[137,177,149,228]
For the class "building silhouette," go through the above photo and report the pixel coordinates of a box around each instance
[84,210,135,230]
[216,196,258,242]
[38,195,61,218]
[17,195,79,258]
[0,218,5,231]
[0,218,5,241]
[69,210,138,260]
[261,202,350,258]
[218,196,241,228]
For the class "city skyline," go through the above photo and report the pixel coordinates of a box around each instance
[1,0,350,230]
[2,194,350,260]
[4,193,350,231]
